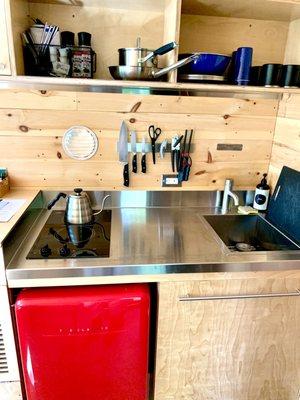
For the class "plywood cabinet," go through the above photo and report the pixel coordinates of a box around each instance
[0,1,12,76]
[8,0,180,79]
[155,279,300,400]
[5,0,300,83]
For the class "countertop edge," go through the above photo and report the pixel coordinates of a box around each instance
[7,261,300,288]
[0,189,41,244]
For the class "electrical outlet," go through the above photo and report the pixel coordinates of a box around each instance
[161,174,182,187]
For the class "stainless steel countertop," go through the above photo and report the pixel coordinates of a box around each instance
[5,206,300,288]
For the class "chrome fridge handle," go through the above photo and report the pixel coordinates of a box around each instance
[179,290,300,302]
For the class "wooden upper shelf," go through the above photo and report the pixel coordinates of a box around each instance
[181,0,300,21]
[0,75,298,97]
[27,0,166,11]
[25,0,300,20]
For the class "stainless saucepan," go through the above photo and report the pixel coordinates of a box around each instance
[118,37,178,68]
[109,53,201,81]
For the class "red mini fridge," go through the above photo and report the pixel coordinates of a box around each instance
[15,284,150,400]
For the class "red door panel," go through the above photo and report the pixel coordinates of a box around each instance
[15,284,150,400]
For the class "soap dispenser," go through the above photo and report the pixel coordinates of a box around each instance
[253,173,270,211]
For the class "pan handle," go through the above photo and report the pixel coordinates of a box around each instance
[152,53,202,78]
[139,42,178,64]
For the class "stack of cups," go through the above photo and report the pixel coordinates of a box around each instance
[249,64,300,87]
[233,47,253,86]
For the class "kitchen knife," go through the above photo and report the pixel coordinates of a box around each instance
[141,137,147,173]
[131,131,137,173]
[119,121,129,187]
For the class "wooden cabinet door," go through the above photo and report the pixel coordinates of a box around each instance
[0,0,11,76]
[155,279,300,400]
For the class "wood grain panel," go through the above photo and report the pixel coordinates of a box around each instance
[272,117,300,150]
[0,0,12,76]
[181,0,300,21]
[162,0,181,83]
[180,15,289,65]
[0,109,276,139]
[0,136,272,162]
[269,93,300,188]
[0,90,278,115]
[278,92,300,118]
[0,89,77,110]
[155,279,300,400]
[9,0,30,75]
[28,2,165,79]
[77,92,278,116]
[27,0,166,10]
[284,18,300,64]
[0,89,278,116]
[3,159,269,189]
[270,143,298,172]
[0,90,276,189]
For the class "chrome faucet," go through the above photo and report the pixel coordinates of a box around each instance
[221,179,239,214]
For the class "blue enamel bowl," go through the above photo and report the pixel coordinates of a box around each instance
[179,53,231,76]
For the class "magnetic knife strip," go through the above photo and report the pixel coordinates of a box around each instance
[116,142,195,153]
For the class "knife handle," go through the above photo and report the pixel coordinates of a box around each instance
[151,144,156,164]
[141,154,146,173]
[171,150,175,172]
[132,153,137,173]
[123,163,129,187]
[176,150,181,172]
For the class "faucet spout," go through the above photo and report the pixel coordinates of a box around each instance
[221,179,239,214]
[228,191,239,206]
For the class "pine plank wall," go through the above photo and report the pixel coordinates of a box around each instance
[0,89,298,191]
[269,93,300,188]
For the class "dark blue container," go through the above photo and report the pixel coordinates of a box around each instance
[234,47,253,85]
[178,53,231,76]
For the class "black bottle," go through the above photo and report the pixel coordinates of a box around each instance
[71,32,96,79]
[253,173,270,211]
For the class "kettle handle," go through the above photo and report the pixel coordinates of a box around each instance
[93,194,111,216]
[47,192,67,210]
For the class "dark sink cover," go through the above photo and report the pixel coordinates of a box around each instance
[267,166,300,246]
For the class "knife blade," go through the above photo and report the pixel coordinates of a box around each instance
[141,137,147,174]
[131,131,137,173]
[119,121,129,187]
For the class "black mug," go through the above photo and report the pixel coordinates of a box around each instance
[249,66,262,86]
[280,65,300,88]
[261,64,283,87]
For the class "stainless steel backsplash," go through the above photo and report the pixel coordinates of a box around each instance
[42,190,255,209]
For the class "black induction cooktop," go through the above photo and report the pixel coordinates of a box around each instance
[27,210,111,259]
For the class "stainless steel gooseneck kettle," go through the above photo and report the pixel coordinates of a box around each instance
[47,188,110,225]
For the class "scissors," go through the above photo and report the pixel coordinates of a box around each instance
[148,125,162,164]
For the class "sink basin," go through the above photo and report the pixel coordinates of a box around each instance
[204,214,299,252]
